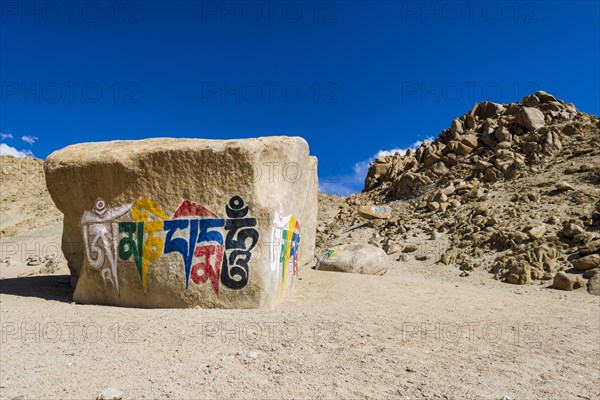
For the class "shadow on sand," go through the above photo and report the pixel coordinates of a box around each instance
[0,274,73,303]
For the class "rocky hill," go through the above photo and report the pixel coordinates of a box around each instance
[0,156,63,237]
[317,91,600,294]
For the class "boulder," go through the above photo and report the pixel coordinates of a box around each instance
[572,254,600,271]
[586,270,600,296]
[358,205,391,220]
[45,137,318,308]
[317,244,388,275]
[553,271,584,291]
[516,107,545,131]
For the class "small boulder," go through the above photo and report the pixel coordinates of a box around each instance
[527,225,547,240]
[586,270,600,296]
[403,243,418,253]
[572,254,600,271]
[553,271,584,291]
[358,205,391,220]
[317,244,388,276]
[562,223,585,238]
[555,181,575,191]
[516,107,545,131]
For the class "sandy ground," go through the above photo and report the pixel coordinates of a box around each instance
[1,231,599,399]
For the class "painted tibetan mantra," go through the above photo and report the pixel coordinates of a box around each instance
[45,136,318,308]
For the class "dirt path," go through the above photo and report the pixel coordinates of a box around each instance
[1,260,598,399]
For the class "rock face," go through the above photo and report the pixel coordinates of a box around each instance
[45,136,318,308]
[317,244,388,275]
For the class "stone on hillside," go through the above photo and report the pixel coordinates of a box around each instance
[572,254,600,271]
[555,181,575,191]
[461,134,479,149]
[45,136,318,309]
[427,201,440,211]
[450,119,464,136]
[553,271,584,291]
[317,244,388,275]
[385,243,403,255]
[535,90,557,103]
[562,223,585,238]
[578,240,600,255]
[527,225,547,240]
[516,107,545,131]
[523,94,540,107]
[403,243,418,253]
[586,270,600,296]
[358,205,391,220]
[472,101,505,119]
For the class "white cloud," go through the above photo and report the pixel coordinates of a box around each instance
[0,133,14,140]
[0,143,34,158]
[21,135,38,145]
[319,138,433,196]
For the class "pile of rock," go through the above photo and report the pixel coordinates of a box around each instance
[320,91,599,294]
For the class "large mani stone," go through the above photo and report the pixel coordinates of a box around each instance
[44,136,318,309]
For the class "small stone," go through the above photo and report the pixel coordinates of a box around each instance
[459,271,470,277]
[385,244,403,255]
[474,203,491,216]
[403,243,418,253]
[246,351,258,359]
[97,388,123,400]
[527,225,546,240]
[397,254,410,262]
[562,223,585,238]
[427,201,440,211]
[555,181,575,191]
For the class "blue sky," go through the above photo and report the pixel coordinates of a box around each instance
[1,0,599,195]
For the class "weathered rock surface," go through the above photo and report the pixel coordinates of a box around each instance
[358,205,391,220]
[572,254,600,271]
[553,271,584,291]
[317,244,388,275]
[45,136,318,308]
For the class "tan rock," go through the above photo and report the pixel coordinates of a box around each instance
[572,254,600,271]
[555,181,575,191]
[45,136,318,309]
[358,205,391,220]
[403,243,418,253]
[516,107,545,131]
[427,201,440,211]
[587,270,600,296]
[553,271,584,291]
[527,225,547,240]
[317,244,388,275]
[562,223,585,238]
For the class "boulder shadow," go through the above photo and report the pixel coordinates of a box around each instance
[0,274,73,303]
